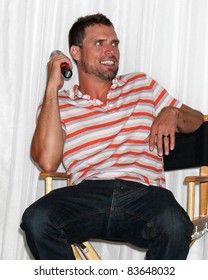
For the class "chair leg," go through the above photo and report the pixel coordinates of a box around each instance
[187,182,195,221]
[77,241,101,260]
[45,177,53,194]
[200,166,208,217]
[187,181,196,247]
[71,245,83,260]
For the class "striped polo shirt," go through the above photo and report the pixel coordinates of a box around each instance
[41,72,182,187]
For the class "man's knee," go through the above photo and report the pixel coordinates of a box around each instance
[157,207,192,240]
[21,200,51,238]
[151,189,193,237]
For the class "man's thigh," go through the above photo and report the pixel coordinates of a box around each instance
[34,180,115,243]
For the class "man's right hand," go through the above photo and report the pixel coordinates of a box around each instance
[47,52,73,91]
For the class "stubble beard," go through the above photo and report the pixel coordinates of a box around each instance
[81,61,119,81]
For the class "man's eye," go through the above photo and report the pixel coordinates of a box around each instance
[112,43,117,47]
[95,41,102,46]
[112,41,119,47]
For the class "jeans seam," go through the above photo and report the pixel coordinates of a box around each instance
[106,183,117,238]
[54,208,109,230]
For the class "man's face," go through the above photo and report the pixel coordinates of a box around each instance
[76,24,120,81]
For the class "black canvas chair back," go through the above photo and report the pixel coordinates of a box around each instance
[163,121,208,171]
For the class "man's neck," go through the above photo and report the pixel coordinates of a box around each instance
[78,75,112,104]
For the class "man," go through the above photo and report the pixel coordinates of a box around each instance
[21,13,203,260]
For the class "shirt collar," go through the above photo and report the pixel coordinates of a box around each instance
[67,75,125,100]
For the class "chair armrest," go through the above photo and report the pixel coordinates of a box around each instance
[39,172,71,194]
[184,176,208,183]
[40,171,70,180]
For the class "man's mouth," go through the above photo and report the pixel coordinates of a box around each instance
[101,60,115,66]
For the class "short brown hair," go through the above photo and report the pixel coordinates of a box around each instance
[68,13,114,48]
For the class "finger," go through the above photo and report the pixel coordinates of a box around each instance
[143,135,149,143]
[169,132,175,151]
[148,131,157,151]
[50,53,73,69]
[157,133,164,156]
[163,135,170,155]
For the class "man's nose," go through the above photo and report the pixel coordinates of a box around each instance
[104,43,115,55]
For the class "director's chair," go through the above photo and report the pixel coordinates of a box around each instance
[40,115,208,259]
[164,115,208,242]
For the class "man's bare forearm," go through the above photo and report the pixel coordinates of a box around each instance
[31,52,72,171]
[31,87,65,171]
[176,104,204,133]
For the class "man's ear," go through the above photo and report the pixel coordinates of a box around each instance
[70,45,81,62]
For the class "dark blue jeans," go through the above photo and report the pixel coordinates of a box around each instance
[21,179,193,259]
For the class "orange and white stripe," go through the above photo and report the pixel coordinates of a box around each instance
[39,72,181,187]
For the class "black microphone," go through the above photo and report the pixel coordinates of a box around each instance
[49,50,72,80]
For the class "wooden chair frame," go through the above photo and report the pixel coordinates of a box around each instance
[39,115,208,259]
[185,167,208,241]
[183,115,208,241]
